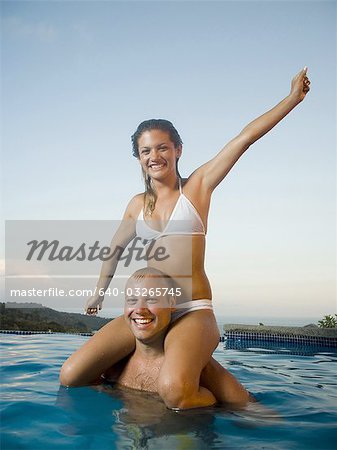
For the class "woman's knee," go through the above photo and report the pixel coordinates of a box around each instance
[157,372,198,409]
[59,360,79,387]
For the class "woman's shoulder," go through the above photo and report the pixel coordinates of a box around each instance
[181,174,211,213]
[130,192,145,203]
[124,193,145,219]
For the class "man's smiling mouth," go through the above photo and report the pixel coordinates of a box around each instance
[132,318,154,325]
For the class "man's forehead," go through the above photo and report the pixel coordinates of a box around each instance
[126,276,170,289]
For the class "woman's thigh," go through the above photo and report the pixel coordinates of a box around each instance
[161,310,220,384]
[60,315,135,386]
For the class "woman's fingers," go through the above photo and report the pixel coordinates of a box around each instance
[85,307,98,315]
[303,73,311,93]
[294,66,307,80]
[84,295,103,315]
[291,67,311,99]
[295,67,310,95]
[295,66,308,82]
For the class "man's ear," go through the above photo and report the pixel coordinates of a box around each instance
[169,295,176,310]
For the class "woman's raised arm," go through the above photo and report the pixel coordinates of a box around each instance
[196,67,310,191]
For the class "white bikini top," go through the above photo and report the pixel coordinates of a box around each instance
[136,179,206,242]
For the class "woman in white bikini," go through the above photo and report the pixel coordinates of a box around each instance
[60,68,310,409]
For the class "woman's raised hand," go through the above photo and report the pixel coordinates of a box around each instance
[85,294,104,315]
[289,66,311,103]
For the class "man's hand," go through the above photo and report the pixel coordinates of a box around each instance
[289,66,311,103]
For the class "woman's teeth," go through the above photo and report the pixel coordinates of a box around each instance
[150,164,165,170]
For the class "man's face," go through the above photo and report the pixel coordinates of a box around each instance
[124,276,175,344]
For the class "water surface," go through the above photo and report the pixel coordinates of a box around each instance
[1,334,336,449]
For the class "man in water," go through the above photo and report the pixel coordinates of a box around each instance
[102,267,251,408]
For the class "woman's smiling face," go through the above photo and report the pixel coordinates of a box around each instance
[137,129,182,181]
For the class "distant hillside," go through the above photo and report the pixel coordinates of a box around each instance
[6,302,45,309]
[0,303,112,333]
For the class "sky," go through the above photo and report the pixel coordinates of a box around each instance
[1,0,336,323]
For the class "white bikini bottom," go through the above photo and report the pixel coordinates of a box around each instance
[171,299,213,323]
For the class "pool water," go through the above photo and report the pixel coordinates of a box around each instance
[1,334,336,449]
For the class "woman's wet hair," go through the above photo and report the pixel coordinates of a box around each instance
[131,119,183,216]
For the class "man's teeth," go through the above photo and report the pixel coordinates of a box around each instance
[133,318,153,324]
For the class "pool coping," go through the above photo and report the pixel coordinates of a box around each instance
[0,330,93,336]
[222,324,337,347]
[2,325,337,348]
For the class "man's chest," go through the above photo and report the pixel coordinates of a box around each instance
[119,357,163,392]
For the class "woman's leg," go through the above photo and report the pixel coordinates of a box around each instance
[200,357,251,405]
[157,310,220,409]
[59,316,135,387]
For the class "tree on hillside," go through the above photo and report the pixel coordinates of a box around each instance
[318,314,337,328]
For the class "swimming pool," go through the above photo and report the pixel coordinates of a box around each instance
[1,333,336,449]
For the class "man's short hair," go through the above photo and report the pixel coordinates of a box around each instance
[127,267,176,291]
